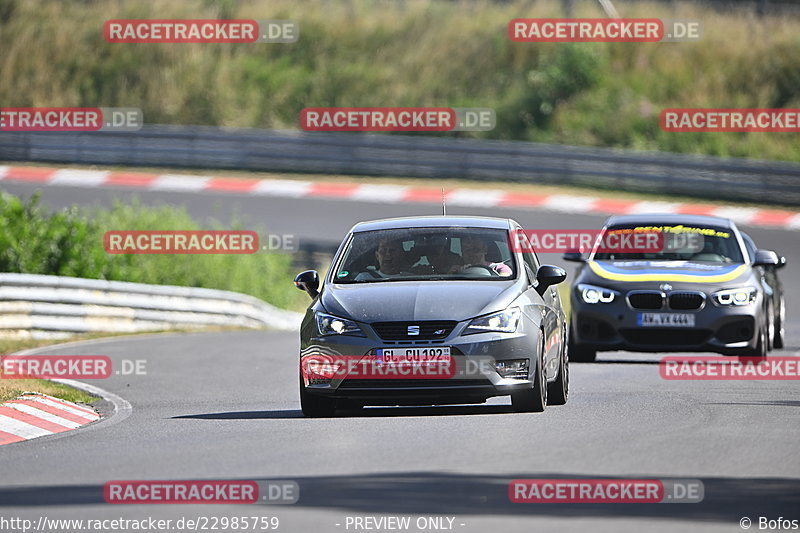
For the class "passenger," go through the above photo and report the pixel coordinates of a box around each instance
[453,234,512,277]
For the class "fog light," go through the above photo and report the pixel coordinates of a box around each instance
[303,361,342,385]
[495,359,529,379]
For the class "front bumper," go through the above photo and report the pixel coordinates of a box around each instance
[571,295,761,354]
[300,321,540,405]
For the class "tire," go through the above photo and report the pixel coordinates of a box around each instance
[767,300,775,351]
[512,336,547,413]
[567,326,596,363]
[547,332,569,405]
[774,299,785,349]
[299,373,337,417]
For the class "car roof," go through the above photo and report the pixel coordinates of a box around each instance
[605,213,736,229]
[351,216,514,233]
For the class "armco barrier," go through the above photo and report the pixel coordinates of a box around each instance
[0,273,303,339]
[1,125,800,205]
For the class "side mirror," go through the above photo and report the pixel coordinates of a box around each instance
[535,265,567,296]
[753,249,780,268]
[562,250,585,263]
[294,270,320,298]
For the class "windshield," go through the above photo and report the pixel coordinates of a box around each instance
[592,224,745,263]
[333,227,516,283]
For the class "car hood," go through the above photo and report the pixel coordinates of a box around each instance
[320,280,521,323]
[582,260,753,291]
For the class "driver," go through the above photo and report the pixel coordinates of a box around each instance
[452,234,512,277]
[355,237,414,280]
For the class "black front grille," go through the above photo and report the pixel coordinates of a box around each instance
[669,292,705,310]
[628,292,664,310]
[371,321,457,340]
[620,328,711,346]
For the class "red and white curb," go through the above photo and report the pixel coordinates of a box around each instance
[0,392,99,445]
[1,165,799,230]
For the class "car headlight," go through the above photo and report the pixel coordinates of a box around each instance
[712,287,757,306]
[315,312,365,336]
[577,283,617,304]
[464,307,521,335]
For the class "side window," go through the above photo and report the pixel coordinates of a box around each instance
[741,232,756,263]
[522,251,539,273]
[514,227,539,275]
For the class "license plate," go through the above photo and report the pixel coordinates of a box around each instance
[376,347,451,363]
[638,313,695,327]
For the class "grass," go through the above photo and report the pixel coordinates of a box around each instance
[0,377,96,404]
[0,372,97,404]
[557,281,572,318]
[0,335,102,403]
[0,0,798,161]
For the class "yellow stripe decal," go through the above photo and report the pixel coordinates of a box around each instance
[588,261,748,283]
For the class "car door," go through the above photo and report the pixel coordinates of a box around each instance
[514,225,565,379]
[741,231,782,344]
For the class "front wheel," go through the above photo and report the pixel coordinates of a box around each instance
[547,340,569,405]
[512,337,547,413]
[767,300,775,351]
[774,299,785,349]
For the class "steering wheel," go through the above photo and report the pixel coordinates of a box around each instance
[461,264,499,277]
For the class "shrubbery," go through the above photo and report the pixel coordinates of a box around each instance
[0,192,305,310]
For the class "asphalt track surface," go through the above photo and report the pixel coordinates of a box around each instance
[0,180,799,532]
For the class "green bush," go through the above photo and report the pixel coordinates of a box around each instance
[0,192,306,311]
[0,193,106,277]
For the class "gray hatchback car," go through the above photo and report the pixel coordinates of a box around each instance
[293,216,568,417]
